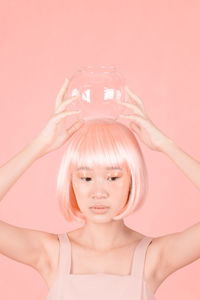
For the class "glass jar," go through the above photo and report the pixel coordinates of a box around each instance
[64,65,128,121]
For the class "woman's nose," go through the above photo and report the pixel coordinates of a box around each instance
[91,191,108,199]
[91,185,108,199]
[91,179,109,198]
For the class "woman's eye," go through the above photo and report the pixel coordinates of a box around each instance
[80,177,119,182]
[80,177,91,182]
[108,177,119,181]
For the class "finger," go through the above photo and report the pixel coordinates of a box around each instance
[53,110,81,124]
[130,122,140,133]
[119,114,142,124]
[117,100,144,117]
[119,111,141,127]
[124,85,146,112]
[55,78,69,111]
[119,114,142,132]
[55,93,80,114]
[67,119,85,136]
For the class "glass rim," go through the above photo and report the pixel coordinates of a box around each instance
[78,65,118,73]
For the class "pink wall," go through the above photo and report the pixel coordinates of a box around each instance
[0,0,200,299]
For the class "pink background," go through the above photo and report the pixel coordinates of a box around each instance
[0,0,200,299]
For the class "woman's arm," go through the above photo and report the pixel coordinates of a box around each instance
[119,85,200,191]
[0,79,84,203]
[0,78,84,272]
[0,140,43,202]
[119,86,200,281]
[159,138,200,191]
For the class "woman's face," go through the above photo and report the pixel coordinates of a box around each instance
[71,163,131,222]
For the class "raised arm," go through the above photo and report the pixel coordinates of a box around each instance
[0,78,84,271]
[0,138,54,272]
[119,85,200,284]
[159,138,200,191]
[0,141,43,201]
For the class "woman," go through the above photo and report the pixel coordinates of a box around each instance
[0,78,199,299]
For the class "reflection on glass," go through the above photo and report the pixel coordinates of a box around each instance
[65,65,128,121]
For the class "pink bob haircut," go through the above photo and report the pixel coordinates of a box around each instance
[56,118,148,222]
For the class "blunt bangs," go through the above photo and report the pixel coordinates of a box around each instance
[56,118,148,222]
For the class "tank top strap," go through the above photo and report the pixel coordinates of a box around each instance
[131,236,153,278]
[58,233,71,275]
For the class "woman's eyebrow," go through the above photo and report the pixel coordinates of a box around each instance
[77,166,123,171]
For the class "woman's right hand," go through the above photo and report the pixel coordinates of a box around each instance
[32,78,85,158]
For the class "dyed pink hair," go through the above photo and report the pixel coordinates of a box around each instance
[56,118,148,222]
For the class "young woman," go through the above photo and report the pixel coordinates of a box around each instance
[0,78,199,300]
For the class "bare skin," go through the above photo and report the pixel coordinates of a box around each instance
[36,226,166,295]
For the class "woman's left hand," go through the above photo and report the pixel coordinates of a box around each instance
[118,85,172,152]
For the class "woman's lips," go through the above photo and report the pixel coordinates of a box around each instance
[89,206,110,214]
[90,205,109,208]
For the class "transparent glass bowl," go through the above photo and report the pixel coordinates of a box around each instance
[64,65,128,121]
